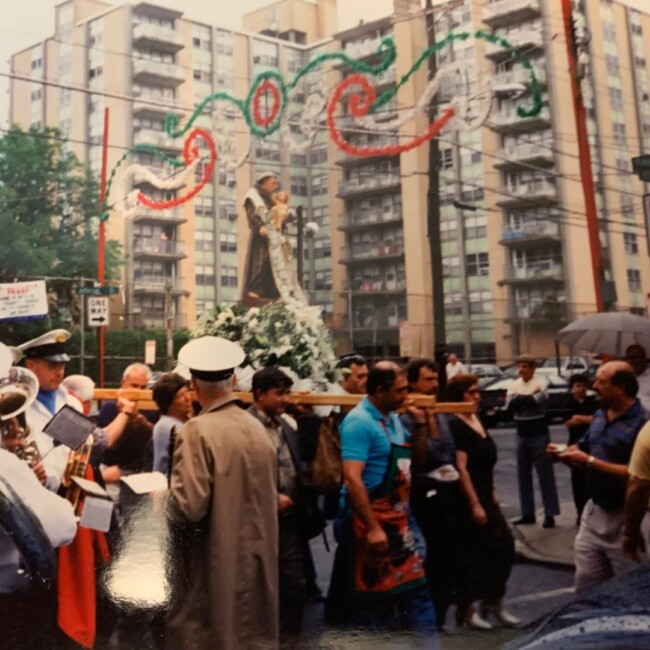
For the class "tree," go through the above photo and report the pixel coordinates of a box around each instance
[0,126,122,337]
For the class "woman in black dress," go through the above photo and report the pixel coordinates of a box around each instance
[447,373,520,628]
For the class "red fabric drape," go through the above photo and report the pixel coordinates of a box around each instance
[57,466,111,649]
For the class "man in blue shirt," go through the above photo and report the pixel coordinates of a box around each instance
[327,361,438,644]
[556,361,647,593]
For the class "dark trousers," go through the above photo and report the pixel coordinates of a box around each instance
[516,431,560,518]
[0,586,57,649]
[470,503,515,604]
[279,512,306,642]
[410,482,469,628]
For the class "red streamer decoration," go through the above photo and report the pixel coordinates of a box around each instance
[137,128,217,211]
[327,74,456,157]
[252,79,282,128]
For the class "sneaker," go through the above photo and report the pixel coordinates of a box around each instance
[542,515,555,529]
[482,603,521,628]
[466,611,493,631]
[511,515,536,525]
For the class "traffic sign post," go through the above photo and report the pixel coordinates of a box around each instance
[87,296,109,327]
[76,286,119,296]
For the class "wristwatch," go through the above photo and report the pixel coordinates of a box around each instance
[587,455,596,467]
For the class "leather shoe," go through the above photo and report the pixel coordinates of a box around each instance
[511,515,535,525]
[542,516,555,529]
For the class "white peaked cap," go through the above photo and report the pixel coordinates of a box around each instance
[178,336,246,381]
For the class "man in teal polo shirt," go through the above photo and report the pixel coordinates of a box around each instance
[326,361,438,644]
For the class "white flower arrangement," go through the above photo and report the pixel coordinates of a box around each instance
[192,302,338,387]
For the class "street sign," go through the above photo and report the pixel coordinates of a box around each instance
[87,296,109,327]
[76,286,119,296]
[632,155,650,181]
[145,340,156,365]
[0,281,48,322]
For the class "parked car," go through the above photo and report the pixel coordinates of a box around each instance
[466,363,504,386]
[536,356,590,379]
[479,374,590,427]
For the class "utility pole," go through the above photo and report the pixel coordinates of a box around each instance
[446,11,472,367]
[561,0,603,312]
[425,0,447,368]
[96,108,110,387]
[164,279,174,370]
[296,205,304,286]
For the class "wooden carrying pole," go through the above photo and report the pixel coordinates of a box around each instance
[93,389,475,415]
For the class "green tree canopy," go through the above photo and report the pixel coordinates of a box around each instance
[0,126,122,337]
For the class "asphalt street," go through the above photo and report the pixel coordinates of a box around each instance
[304,423,580,650]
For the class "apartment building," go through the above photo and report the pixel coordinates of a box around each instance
[9,0,337,329]
[8,0,650,363]
[430,0,650,363]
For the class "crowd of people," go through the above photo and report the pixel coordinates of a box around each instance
[2,328,650,648]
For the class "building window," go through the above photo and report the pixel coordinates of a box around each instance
[608,87,623,110]
[291,176,308,197]
[30,89,42,101]
[31,58,42,70]
[635,56,647,69]
[310,148,327,165]
[440,149,453,170]
[612,122,626,145]
[219,233,237,253]
[196,265,215,286]
[605,54,619,75]
[627,269,642,291]
[631,23,643,36]
[624,232,639,254]
[220,266,238,287]
[466,252,489,276]
[89,66,103,79]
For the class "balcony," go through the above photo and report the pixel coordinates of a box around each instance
[337,174,401,198]
[346,313,402,330]
[132,206,187,226]
[500,221,561,247]
[133,274,189,296]
[489,106,551,133]
[343,37,383,61]
[500,262,564,286]
[485,29,544,62]
[133,237,187,260]
[133,128,183,152]
[494,142,554,169]
[336,135,400,166]
[132,22,184,53]
[496,180,557,208]
[483,0,541,28]
[135,311,187,329]
[133,96,179,119]
[339,241,405,264]
[505,300,569,325]
[132,165,187,189]
[132,58,184,87]
[342,280,407,296]
[492,67,546,90]
[338,209,402,231]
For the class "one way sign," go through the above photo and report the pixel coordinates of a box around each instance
[88,296,109,327]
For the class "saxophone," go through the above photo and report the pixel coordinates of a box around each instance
[0,366,42,468]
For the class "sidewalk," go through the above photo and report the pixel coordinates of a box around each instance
[512,500,577,567]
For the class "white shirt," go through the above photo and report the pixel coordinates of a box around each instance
[0,449,76,592]
[26,387,83,492]
[446,361,466,379]
[636,369,650,414]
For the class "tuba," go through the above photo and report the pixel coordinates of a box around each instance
[0,366,42,468]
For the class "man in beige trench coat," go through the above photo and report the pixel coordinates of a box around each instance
[167,336,279,649]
